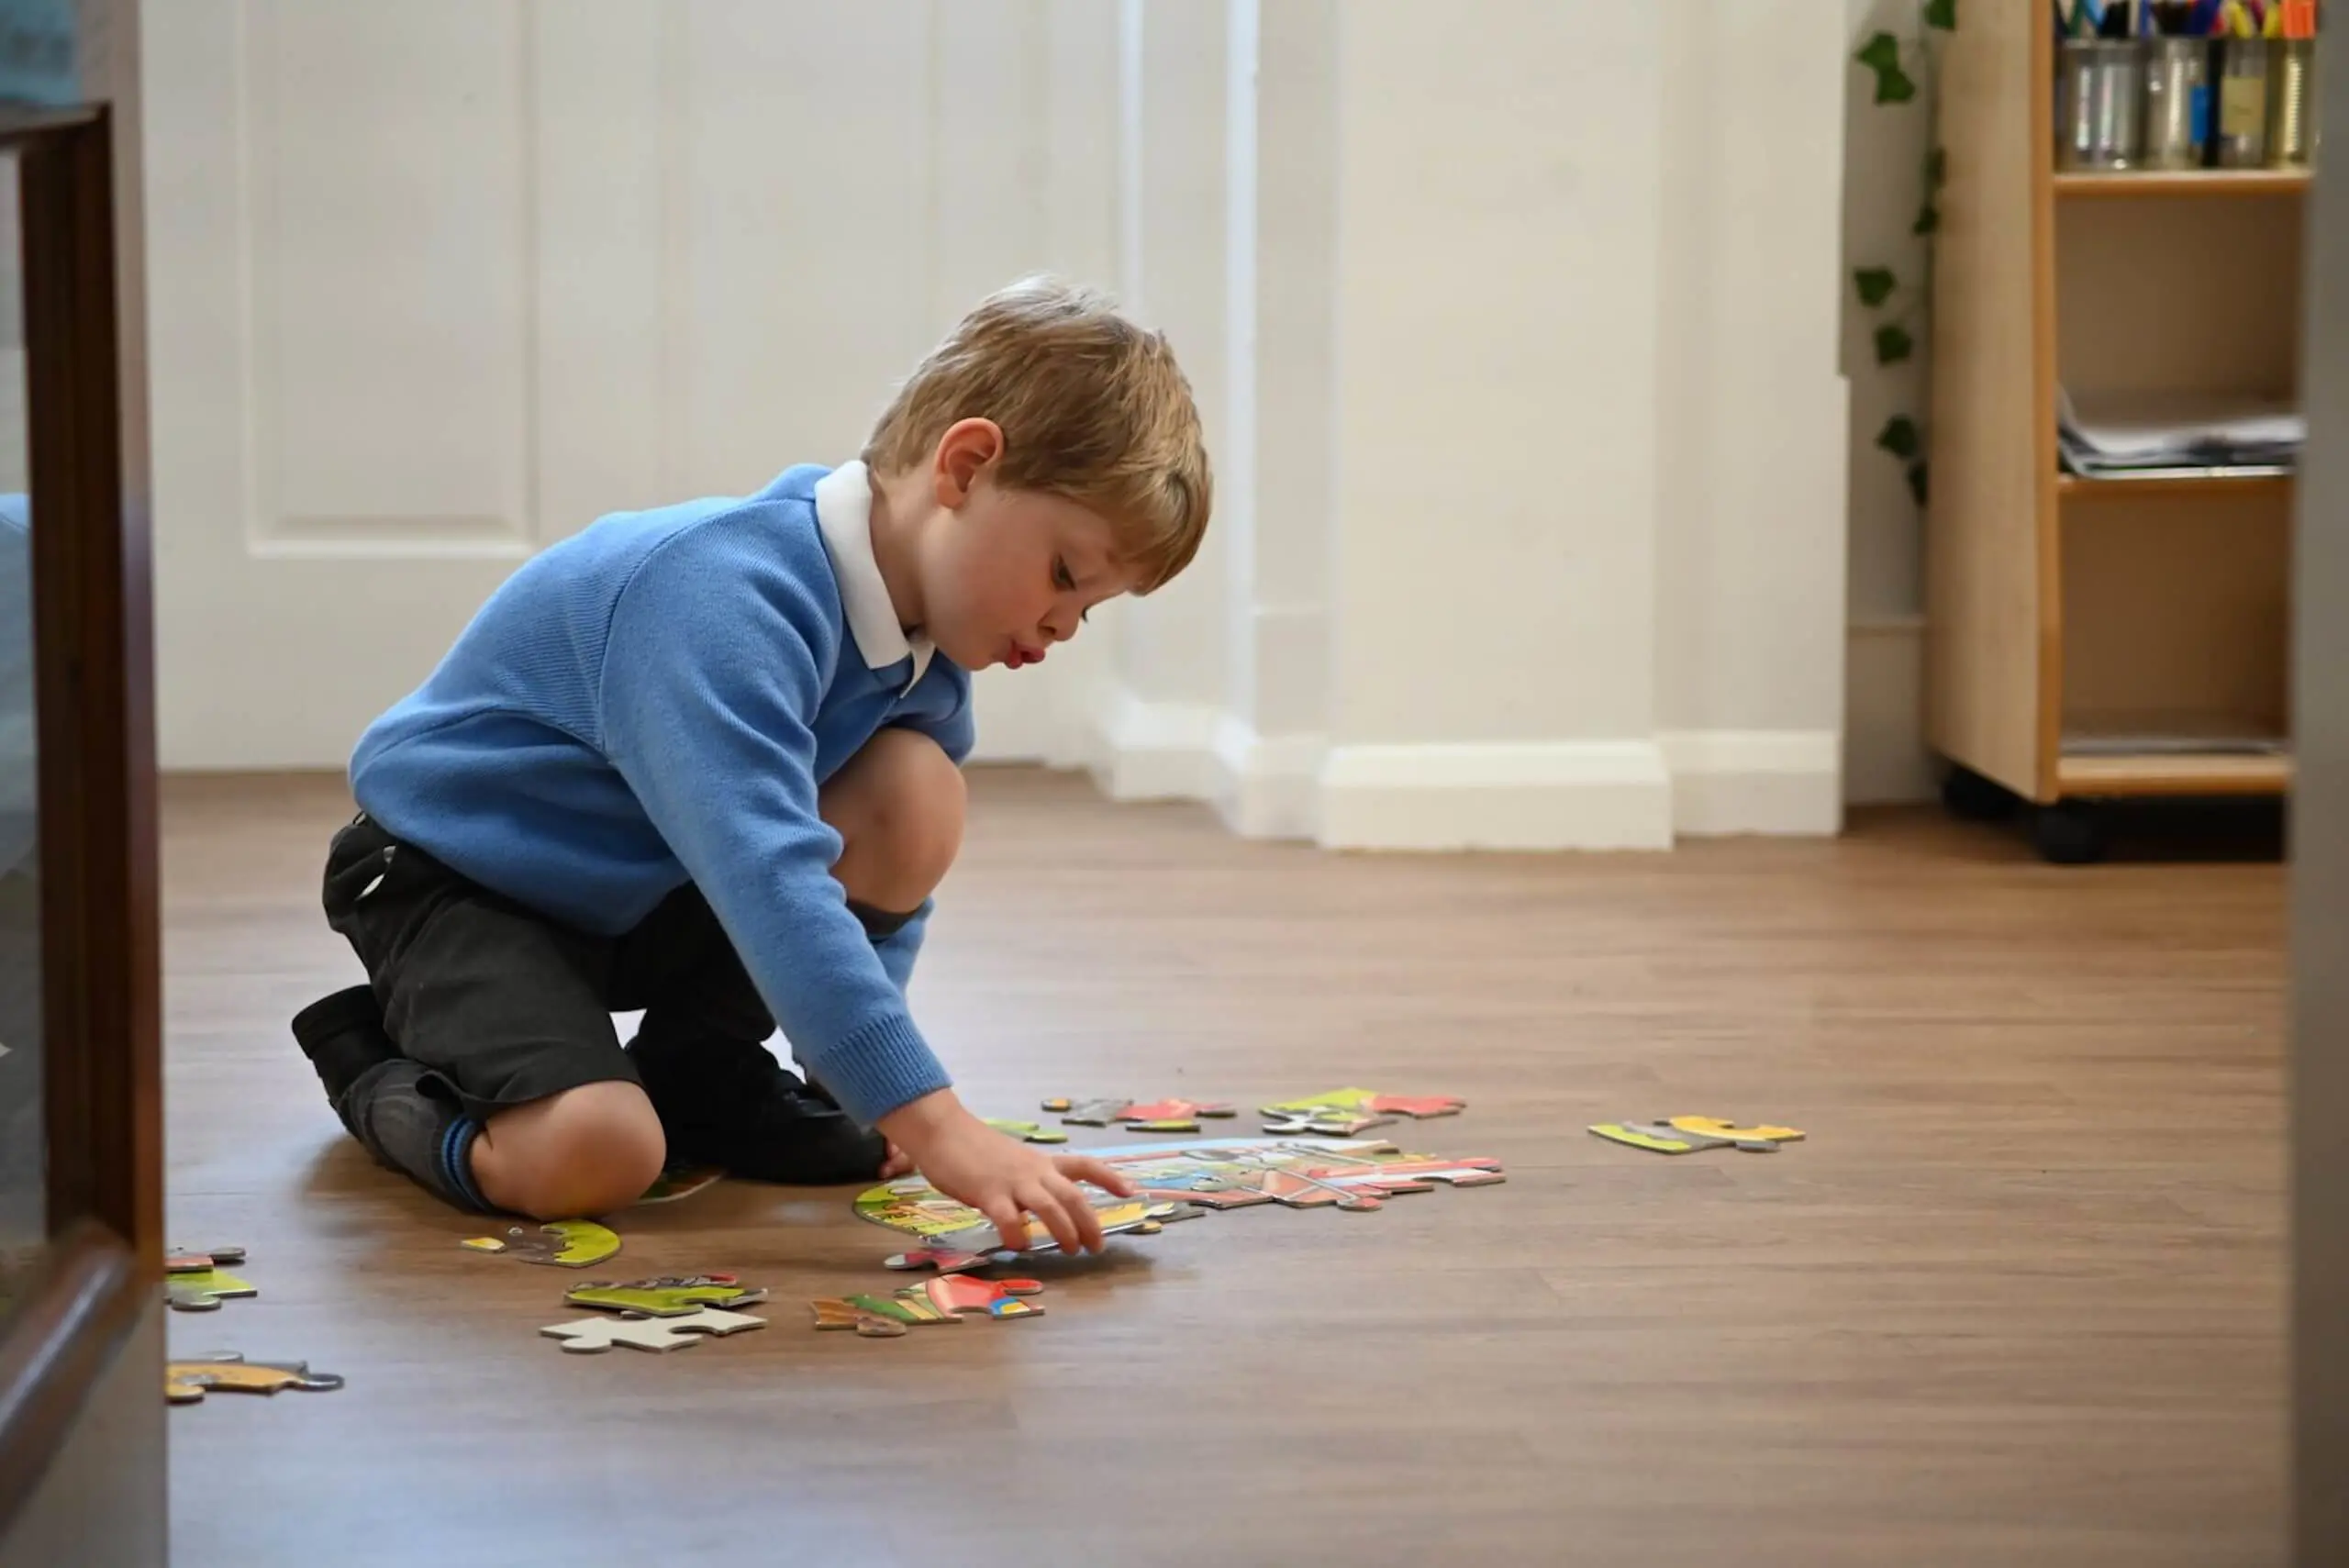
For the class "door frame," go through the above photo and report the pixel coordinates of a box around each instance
[0,91,162,1532]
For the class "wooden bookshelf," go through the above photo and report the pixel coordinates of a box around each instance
[2054,168,2312,197]
[1925,13,2301,862]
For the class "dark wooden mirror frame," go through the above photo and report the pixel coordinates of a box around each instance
[0,94,161,1531]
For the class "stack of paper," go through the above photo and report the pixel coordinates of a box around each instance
[2057,387,2304,477]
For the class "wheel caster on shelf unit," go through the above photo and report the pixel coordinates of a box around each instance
[2032,800,2108,865]
[1940,764,2020,823]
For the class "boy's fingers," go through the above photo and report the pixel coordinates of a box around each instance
[1057,1176,1108,1252]
[1024,1184,1082,1253]
[985,1199,1032,1250]
[1060,1155,1136,1198]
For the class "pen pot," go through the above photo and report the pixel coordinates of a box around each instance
[2141,37,2212,170]
[2267,36,2318,168]
[2059,39,2144,170]
[2215,35,2271,166]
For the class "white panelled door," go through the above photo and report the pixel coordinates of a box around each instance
[144,0,1114,770]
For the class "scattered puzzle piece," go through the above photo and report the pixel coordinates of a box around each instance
[885,1247,1018,1275]
[166,1245,247,1275]
[166,1268,259,1313]
[810,1275,1045,1337]
[923,1273,1044,1320]
[810,1297,907,1337]
[165,1353,343,1405]
[634,1164,725,1205]
[538,1306,766,1353]
[985,1118,1069,1145]
[1042,1096,1237,1132]
[462,1219,622,1268]
[1587,1116,1805,1154]
[563,1273,766,1318]
[1259,1088,1464,1135]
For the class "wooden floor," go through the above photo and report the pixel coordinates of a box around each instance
[161,771,2287,1567]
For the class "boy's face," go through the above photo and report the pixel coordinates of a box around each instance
[921,479,1133,672]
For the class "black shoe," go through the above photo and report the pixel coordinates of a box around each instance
[291,984,405,1133]
[625,1032,888,1185]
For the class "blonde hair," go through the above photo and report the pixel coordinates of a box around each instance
[863,275,1211,594]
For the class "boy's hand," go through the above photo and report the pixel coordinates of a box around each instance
[879,1090,1137,1253]
[878,1139,914,1180]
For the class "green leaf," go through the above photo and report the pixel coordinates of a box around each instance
[1912,202,1941,236]
[1907,460,1931,506]
[1854,32,1919,104]
[1924,0,1957,30]
[1876,415,1922,460]
[1854,266,1898,307]
[1927,147,1948,189]
[1875,324,1916,364]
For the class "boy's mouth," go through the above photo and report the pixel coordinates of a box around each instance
[1004,641,1046,670]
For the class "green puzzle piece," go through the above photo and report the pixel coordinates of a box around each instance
[166,1269,258,1312]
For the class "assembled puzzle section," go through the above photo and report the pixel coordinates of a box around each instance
[1258,1088,1467,1136]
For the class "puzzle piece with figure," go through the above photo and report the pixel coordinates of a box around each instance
[1258,1088,1466,1136]
[563,1273,766,1318]
[1586,1116,1805,1154]
[1042,1095,1238,1133]
[166,1353,344,1405]
[809,1274,1045,1338]
[462,1219,622,1268]
[539,1306,766,1353]
[855,1176,1201,1257]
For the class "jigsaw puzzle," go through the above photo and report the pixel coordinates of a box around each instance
[539,1306,766,1353]
[166,1353,344,1405]
[563,1273,766,1318]
[462,1219,622,1268]
[1042,1096,1238,1133]
[854,1179,1199,1257]
[857,1136,1504,1251]
[1587,1117,1805,1154]
[1257,1088,1466,1136]
[985,1118,1069,1145]
[810,1274,1045,1337]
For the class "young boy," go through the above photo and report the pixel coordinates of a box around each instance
[290,276,1211,1256]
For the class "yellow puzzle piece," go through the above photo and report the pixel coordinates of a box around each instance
[1588,1116,1805,1154]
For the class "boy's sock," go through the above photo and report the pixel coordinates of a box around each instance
[292,984,492,1212]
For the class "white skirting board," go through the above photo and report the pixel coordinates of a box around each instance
[1077,686,1842,847]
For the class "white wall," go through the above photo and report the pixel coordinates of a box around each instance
[143,0,1874,840]
[1084,0,1854,848]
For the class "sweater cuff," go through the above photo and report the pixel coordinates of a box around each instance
[809,1009,952,1129]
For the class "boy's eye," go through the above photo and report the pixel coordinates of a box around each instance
[1052,557,1074,593]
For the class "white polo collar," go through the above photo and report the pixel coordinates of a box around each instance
[814,460,933,690]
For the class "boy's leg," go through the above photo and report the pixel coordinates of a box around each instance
[297,813,665,1219]
[622,726,965,1178]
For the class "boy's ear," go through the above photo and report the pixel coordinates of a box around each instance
[932,418,1005,508]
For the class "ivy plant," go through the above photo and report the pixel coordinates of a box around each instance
[1852,0,1955,506]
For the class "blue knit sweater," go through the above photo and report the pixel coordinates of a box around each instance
[348,464,973,1127]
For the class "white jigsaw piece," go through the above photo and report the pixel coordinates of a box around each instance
[538,1306,766,1353]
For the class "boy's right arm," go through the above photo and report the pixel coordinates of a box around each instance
[596,524,1132,1250]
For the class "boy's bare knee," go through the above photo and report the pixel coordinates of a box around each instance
[473,1081,665,1220]
[823,728,966,910]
